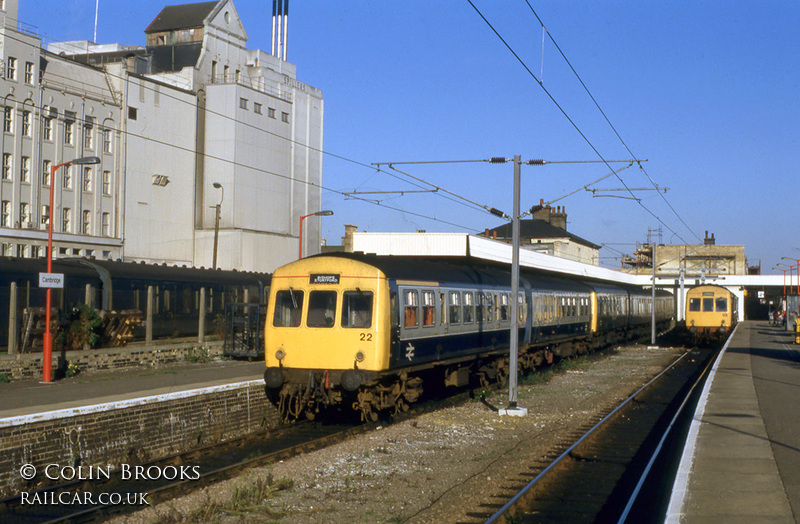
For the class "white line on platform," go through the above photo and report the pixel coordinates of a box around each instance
[0,379,263,428]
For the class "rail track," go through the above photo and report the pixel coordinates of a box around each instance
[482,341,721,523]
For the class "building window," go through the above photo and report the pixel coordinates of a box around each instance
[20,156,29,182]
[83,167,92,192]
[82,210,91,234]
[4,106,12,133]
[64,120,74,145]
[268,107,276,118]
[211,60,217,82]
[42,160,51,185]
[1,243,11,256]
[102,170,111,195]
[239,97,248,110]
[43,117,53,140]
[281,112,290,123]
[128,107,137,120]
[102,212,110,236]
[21,110,30,136]
[254,102,262,115]
[1,201,10,226]
[6,57,16,80]
[83,117,93,149]
[2,153,11,180]
[32,245,42,258]
[102,128,112,153]
[24,62,33,85]
[41,205,49,229]
[62,208,71,232]
[20,202,30,226]
[63,165,72,189]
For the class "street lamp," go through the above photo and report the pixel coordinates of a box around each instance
[773,267,789,297]
[211,182,223,270]
[298,210,333,258]
[42,156,101,383]
[781,257,800,295]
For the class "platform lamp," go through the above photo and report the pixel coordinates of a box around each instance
[42,156,101,383]
[211,182,224,270]
[781,257,800,295]
[773,267,789,298]
[299,210,333,258]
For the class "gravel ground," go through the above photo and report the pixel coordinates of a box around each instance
[111,344,683,524]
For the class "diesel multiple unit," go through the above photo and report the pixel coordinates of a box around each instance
[264,253,674,422]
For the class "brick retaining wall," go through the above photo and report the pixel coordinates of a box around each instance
[0,380,281,498]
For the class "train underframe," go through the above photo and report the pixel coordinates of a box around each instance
[266,323,667,423]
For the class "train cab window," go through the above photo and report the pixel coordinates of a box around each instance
[449,291,461,324]
[342,291,373,328]
[715,298,728,312]
[273,289,304,327]
[307,291,337,328]
[463,292,474,323]
[422,290,436,327]
[404,290,419,328]
[688,298,701,312]
[499,294,510,321]
[702,298,714,312]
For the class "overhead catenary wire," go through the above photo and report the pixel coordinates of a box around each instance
[522,0,701,243]
[466,0,693,245]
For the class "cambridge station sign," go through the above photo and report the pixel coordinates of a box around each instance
[39,272,65,288]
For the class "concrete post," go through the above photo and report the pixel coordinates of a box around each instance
[146,285,153,344]
[8,282,17,355]
[199,287,206,344]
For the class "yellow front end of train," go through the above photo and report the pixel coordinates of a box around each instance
[685,284,736,338]
[264,256,392,381]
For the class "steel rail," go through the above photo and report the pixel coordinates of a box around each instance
[484,347,695,523]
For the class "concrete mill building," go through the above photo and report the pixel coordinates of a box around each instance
[0,0,323,272]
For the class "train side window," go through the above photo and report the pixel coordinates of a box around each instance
[702,298,714,312]
[307,291,337,328]
[485,293,494,322]
[463,292,474,323]
[689,298,701,312]
[273,289,304,327]
[404,290,419,328]
[422,290,436,327]
[499,294,509,321]
[518,293,526,323]
[715,298,728,312]
[449,291,461,324]
[342,291,373,328]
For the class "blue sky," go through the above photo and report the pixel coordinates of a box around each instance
[20,1,800,271]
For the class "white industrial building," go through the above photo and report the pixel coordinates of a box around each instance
[0,0,323,272]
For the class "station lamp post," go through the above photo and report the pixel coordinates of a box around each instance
[773,266,789,297]
[42,156,101,383]
[211,182,223,270]
[781,257,800,295]
[299,210,333,258]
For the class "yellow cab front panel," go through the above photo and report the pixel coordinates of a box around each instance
[685,284,733,331]
[265,256,391,372]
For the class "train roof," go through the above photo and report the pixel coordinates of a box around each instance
[0,257,270,286]
[304,253,594,292]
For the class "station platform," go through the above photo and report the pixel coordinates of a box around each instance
[0,359,265,422]
[667,320,800,523]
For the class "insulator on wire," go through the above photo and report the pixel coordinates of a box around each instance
[528,159,546,165]
[489,157,508,164]
[489,207,505,218]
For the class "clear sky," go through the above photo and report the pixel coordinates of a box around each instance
[19,1,800,272]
